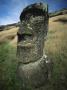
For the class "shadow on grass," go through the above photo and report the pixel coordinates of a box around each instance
[53,18,67,24]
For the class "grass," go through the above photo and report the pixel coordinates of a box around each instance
[0,27,18,44]
[45,16,67,90]
[0,42,22,90]
[0,15,67,90]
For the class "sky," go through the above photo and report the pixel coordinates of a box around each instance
[0,0,67,25]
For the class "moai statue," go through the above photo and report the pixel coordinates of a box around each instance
[17,2,52,90]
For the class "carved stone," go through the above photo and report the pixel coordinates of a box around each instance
[17,2,52,90]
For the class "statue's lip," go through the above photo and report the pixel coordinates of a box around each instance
[18,41,34,48]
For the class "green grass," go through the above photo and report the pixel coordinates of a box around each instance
[0,42,22,90]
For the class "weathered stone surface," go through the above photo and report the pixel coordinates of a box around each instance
[17,2,52,90]
[17,3,48,63]
[17,16,46,63]
[18,56,48,89]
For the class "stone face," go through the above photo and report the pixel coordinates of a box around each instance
[17,2,51,90]
[17,16,46,63]
[17,3,48,64]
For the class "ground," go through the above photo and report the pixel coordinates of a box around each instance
[0,14,67,90]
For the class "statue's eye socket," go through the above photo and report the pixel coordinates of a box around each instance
[17,33,25,42]
[17,33,33,42]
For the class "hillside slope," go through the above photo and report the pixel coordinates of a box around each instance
[45,14,67,54]
[0,27,18,45]
[0,12,67,90]
[0,14,67,47]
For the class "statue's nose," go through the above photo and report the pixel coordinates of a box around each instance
[17,32,33,42]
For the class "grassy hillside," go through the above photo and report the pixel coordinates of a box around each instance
[0,14,67,90]
[45,14,67,90]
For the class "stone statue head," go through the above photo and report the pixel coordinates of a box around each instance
[17,2,49,64]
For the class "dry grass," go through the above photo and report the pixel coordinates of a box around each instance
[0,27,18,44]
[45,14,67,54]
[44,14,67,90]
